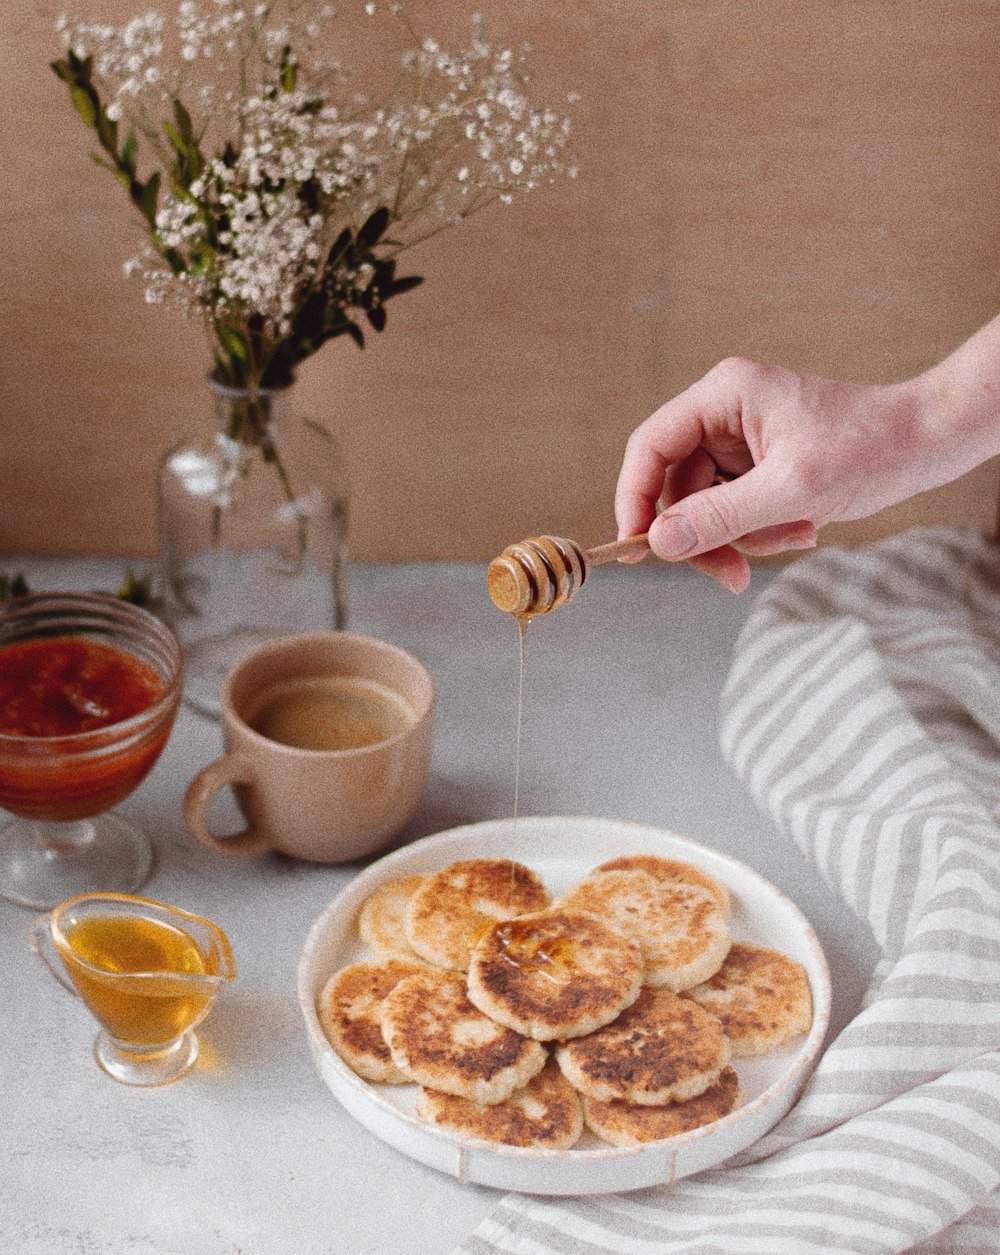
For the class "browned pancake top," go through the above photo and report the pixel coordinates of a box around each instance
[406,859,550,970]
[468,908,643,1036]
[584,1066,741,1145]
[357,874,429,960]
[597,854,729,911]
[560,987,729,1098]
[382,969,542,1082]
[557,869,730,990]
[685,941,812,1044]
[417,1058,583,1149]
[319,959,427,1064]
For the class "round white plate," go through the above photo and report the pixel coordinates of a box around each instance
[298,816,831,1195]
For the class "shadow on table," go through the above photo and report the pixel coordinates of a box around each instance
[353,776,497,865]
[196,986,303,1079]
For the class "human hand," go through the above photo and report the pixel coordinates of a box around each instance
[614,357,941,593]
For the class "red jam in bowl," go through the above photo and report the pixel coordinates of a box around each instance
[0,636,171,821]
[0,637,163,737]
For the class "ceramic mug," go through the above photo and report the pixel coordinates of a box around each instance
[183,632,434,862]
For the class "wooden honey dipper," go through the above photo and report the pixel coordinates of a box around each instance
[487,533,650,617]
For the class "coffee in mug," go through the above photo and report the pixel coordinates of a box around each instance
[183,632,434,863]
[246,675,414,751]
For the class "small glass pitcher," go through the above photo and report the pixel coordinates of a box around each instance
[31,892,236,1086]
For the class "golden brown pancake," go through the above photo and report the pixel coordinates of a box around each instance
[415,1058,584,1149]
[405,859,551,971]
[466,908,644,1041]
[597,853,731,914]
[557,868,731,991]
[317,959,429,1084]
[379,968,547,1105]
[357,874,429,961]
[555,986,732,1105]
[583,1066,741,1146]
[683,940,813,1056]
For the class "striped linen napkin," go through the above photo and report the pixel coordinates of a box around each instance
[456,526,1000,1255]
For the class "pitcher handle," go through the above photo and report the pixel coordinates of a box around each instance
[183,754,274,858]
[29,915,79,998]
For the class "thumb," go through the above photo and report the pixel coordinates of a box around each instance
[647,465,800,559]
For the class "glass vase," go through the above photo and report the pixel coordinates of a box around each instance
[158,377,348,718]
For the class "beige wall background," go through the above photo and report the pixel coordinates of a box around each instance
[2,0,998,561]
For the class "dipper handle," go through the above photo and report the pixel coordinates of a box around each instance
[585,533,650,566]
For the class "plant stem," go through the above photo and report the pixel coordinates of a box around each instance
[209,383,308,574]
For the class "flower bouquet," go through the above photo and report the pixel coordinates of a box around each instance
[52,0,576,712]
[53,0,574,384]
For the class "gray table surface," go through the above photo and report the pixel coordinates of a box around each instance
[1,555,878,1255]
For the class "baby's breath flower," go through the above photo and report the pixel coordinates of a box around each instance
[54,0,576,384]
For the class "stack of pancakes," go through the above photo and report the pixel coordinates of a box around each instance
[318,853,813,1151]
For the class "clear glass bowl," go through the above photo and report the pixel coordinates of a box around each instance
[0,593,183,908]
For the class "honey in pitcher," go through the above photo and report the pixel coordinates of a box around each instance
[56,914,214,1047]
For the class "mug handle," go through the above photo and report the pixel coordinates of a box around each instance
[183,754,275,858]
[29,916,79,998]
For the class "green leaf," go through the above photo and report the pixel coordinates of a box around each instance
[328,319,365,349]
[163,246,186,276]
[115,569,152,606]
[164,114,204,190]
[188,240,217,276]
[96,107,118,154]
[298,177,320,214]
[293,290,326,342]
[279,44,297,92]
[216,325,250,366]
[387,274,424,296]
[136,171,160,225]
[173,98,194,144]
[372,258,396,286]
[325,228,352,270]
[68,50,93,81]
[357,207,390,249]
[70,82,99,129]
[163,119,184,156]
[366,304,387,332]
[119,130,137,178]
[50,58,75,85]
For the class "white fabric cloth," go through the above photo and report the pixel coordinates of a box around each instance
[454,526,1000,1255]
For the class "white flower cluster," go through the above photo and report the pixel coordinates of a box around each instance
[385,20,576,215]
[176,0,248,61]
[145,84,381,332]
[57,0,576,351]
[57,10,166,121]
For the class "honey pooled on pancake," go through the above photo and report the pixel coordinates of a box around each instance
[404,858,550,971]
[583,1066,741,1147]
[467,907,644,1041]
[555,986,732,1106]
[683,940,813,1056]
[379,968,547,1105]
[557,868,731,991]
[416,1058,584,1150]
[318,959,429,1084]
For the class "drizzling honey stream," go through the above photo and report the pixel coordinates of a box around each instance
[489,531,651,906]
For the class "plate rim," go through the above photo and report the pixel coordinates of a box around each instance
[297,815,832,1177]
